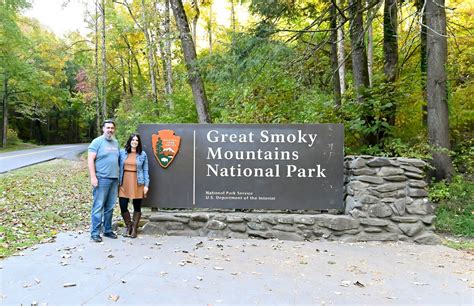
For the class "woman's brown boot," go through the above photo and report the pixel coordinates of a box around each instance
[131,211,141,238]
[121,211,133,236]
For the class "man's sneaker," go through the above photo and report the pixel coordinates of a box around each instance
[103,232,118,239]
[91,236,102,242]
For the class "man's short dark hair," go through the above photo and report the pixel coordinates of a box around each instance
[102,120,115,128]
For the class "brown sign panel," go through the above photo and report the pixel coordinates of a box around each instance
[138,124,344,210]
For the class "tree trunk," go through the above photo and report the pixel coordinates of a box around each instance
[349,0,376,145]
[128,54,134,96]
[383,0,398,128]
[171,0,212,123]
[230,0,236,38]
[95,0,101,136]
[191,0,200,48]
[120,56,127,95]
[366,0,373,87]
[164,0,173,108]
[122,34,142,78]
[337,0,346,95]
[384,0,398,82]
[208,4,213,54]
[156,0,174,109]
[417,0,428,125]
[2,76,8,148]
[141,0,159,108]
[426,0,454,181]
[348,0,370,100]
[330,2,342,107]
[100,0,107,120]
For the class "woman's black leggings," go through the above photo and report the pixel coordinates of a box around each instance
[119,197,142,213]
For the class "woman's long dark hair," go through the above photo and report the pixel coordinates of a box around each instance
[125,133,142,154]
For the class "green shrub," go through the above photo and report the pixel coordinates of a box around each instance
[430,175,474,237]
[7,128,20,145]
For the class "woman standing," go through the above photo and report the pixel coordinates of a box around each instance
[119,134,150,238]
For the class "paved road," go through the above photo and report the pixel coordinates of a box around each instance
[1,232,472,305]
[0,144,89,173]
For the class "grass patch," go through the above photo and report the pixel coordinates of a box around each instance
[0,159,92,258]
[441,239,474,251]
[430,175,474,237]
[0,142,40,153]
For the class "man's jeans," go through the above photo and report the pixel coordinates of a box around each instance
[91,177,118,238]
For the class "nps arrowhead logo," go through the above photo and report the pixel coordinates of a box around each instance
[152,130,181,168]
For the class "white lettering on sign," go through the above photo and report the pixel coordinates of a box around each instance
[206,129,318,147]
[259,130,318,147]
[206,147,299,161]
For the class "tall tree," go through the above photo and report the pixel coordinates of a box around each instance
[366,0,373,87]
[171,0,211,123]
[163,0,174,108]
[384,0,398,83]
[337,0,347,96]
[207,1,213,54]
[348,0,370,100]
[425,0,454,181]
[230,0,236,38]
[330,1,342,107]
[140,0,159,107]
[95,0,101,135]
[383,0,398,128]
[100,0,107,119]
[416,0,428,125]
[1,0,30,147]
[191,0,200,47]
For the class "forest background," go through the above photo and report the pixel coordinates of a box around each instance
[1,0,472,237]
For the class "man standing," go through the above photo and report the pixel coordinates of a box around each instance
[88,120,120,242]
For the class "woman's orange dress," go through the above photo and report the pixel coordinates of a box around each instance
[119,152,144,199]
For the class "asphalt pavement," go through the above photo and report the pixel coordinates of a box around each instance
[0,144,89,173]
[1,232,472,305]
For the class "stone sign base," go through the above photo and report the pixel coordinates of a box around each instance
[139,210,441,245]
[135,155,441,245]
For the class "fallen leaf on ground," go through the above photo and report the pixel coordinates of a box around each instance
[108,294,120,302]
[354,281,365,287]
[412,281,429,286]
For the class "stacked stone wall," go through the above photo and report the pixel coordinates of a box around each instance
[343,156,440,244]
[139,156,440,244]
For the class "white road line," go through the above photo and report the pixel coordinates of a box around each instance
[0,145,79,160]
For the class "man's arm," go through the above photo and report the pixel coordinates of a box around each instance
[88,152,98,187]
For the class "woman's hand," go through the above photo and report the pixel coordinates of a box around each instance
[144,186,149,198]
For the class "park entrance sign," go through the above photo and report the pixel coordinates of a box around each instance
[138,124,344,210]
